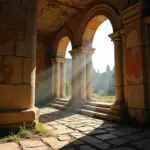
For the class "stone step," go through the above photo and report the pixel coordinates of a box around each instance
[55,99,69,103]
[54,100,69,106]
[49,103,67,110]
[80,109,120,122]
[86,102,112,108]
[83,105,113,114]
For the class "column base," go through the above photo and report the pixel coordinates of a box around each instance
[68,98,87,111]
[111,100,124,114]
[0,107,39,128]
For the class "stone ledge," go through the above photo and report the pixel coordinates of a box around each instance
[0,107,39,128]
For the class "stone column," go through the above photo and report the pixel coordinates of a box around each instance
[109,32,124,113]
[60,59,66,98]
[69,51,78,105]
[0,0,38,127]
[86,48,95,101]
[78,51,87,102]
[69,46,94,108]
[52,58,60,99]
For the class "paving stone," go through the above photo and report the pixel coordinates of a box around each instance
[104,128,117,132]
[42,137,69,149]
[89,129,107,135]
[19,140,45,149]
[82,135,103,145]
[112,147,136,150]
[107,138,130,146]
[110,130,130,136]
[119,127,143,133]
[79,145,96,150]
[70,132,85,139]
[131,139,150,149]
[77,127,94,132]
[98,124,117,129]
[61,148,76,150]
[137,131,150,137]
[124,134,143,141]
[72,139,85,145]
[0,142,20,150]
[96,133,117,140]
[55,128,74,135]
[58,134,72,141]
[95,143,111,150]
[24,147,50,150]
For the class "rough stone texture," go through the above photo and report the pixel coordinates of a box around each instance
[4,56,22,84]
[1,107,150,150]
[23,58,35,84]
[0,142,20,150]
[42,137,69,149]
[0,0,37,127]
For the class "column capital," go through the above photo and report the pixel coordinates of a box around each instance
[120,29,126,40]
[52,57,66,64]
[109,31,122,42]
[69,46,95,56]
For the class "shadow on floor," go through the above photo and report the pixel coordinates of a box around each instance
[40,107,147,150]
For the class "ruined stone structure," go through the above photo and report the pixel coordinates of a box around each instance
[0,0,150,127]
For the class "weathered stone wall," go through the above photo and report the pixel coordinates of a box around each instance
[0,0,36,110]
[35,38,49,106]
[0,0,38,126]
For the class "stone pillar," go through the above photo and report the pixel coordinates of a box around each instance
[109,32,124,113]
[78,51,87,102]
[144,17,150,119]
[120,30,127,101]
[52,58,60,99]
[69,46,94,107]
[121,2,149,122]
[86,49,95,101]
[69,51,78,104]
[0,0,38,127]
[60,59,66,98]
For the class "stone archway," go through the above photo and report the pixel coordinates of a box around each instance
[69,4,124,113]
[52,35,72,100]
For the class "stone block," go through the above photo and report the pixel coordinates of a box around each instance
[0,107,38,126]
[96,134,117,140]
[108,138,130,146]
[0,56,3,83]
[4,56,22,84]
[36,57,46,74]
[127,84,144,108]
[42,137,69,149]
[19,140,45,149]
[0,40,14,56]
[22,0,37,10]
[37,40,46,57]
[0,84,35,109]
[16,10,36,57]
[0,142,20,150]
[125,21,142,49]
[8,0,22,8]
[126,47,143,85]
[14,7,26,41]
[23,58,36,84]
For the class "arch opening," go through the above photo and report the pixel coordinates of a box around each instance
[83,15,115,103]
[56,36,72,100]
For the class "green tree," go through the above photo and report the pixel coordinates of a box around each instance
[66,81,71,97]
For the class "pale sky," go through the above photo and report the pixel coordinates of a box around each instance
[66,20,114,73]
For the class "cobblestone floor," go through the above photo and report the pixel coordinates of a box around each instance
[1,107,150,150]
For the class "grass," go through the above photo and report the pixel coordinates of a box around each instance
[0,123,53,143]
[92,94,115,103]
